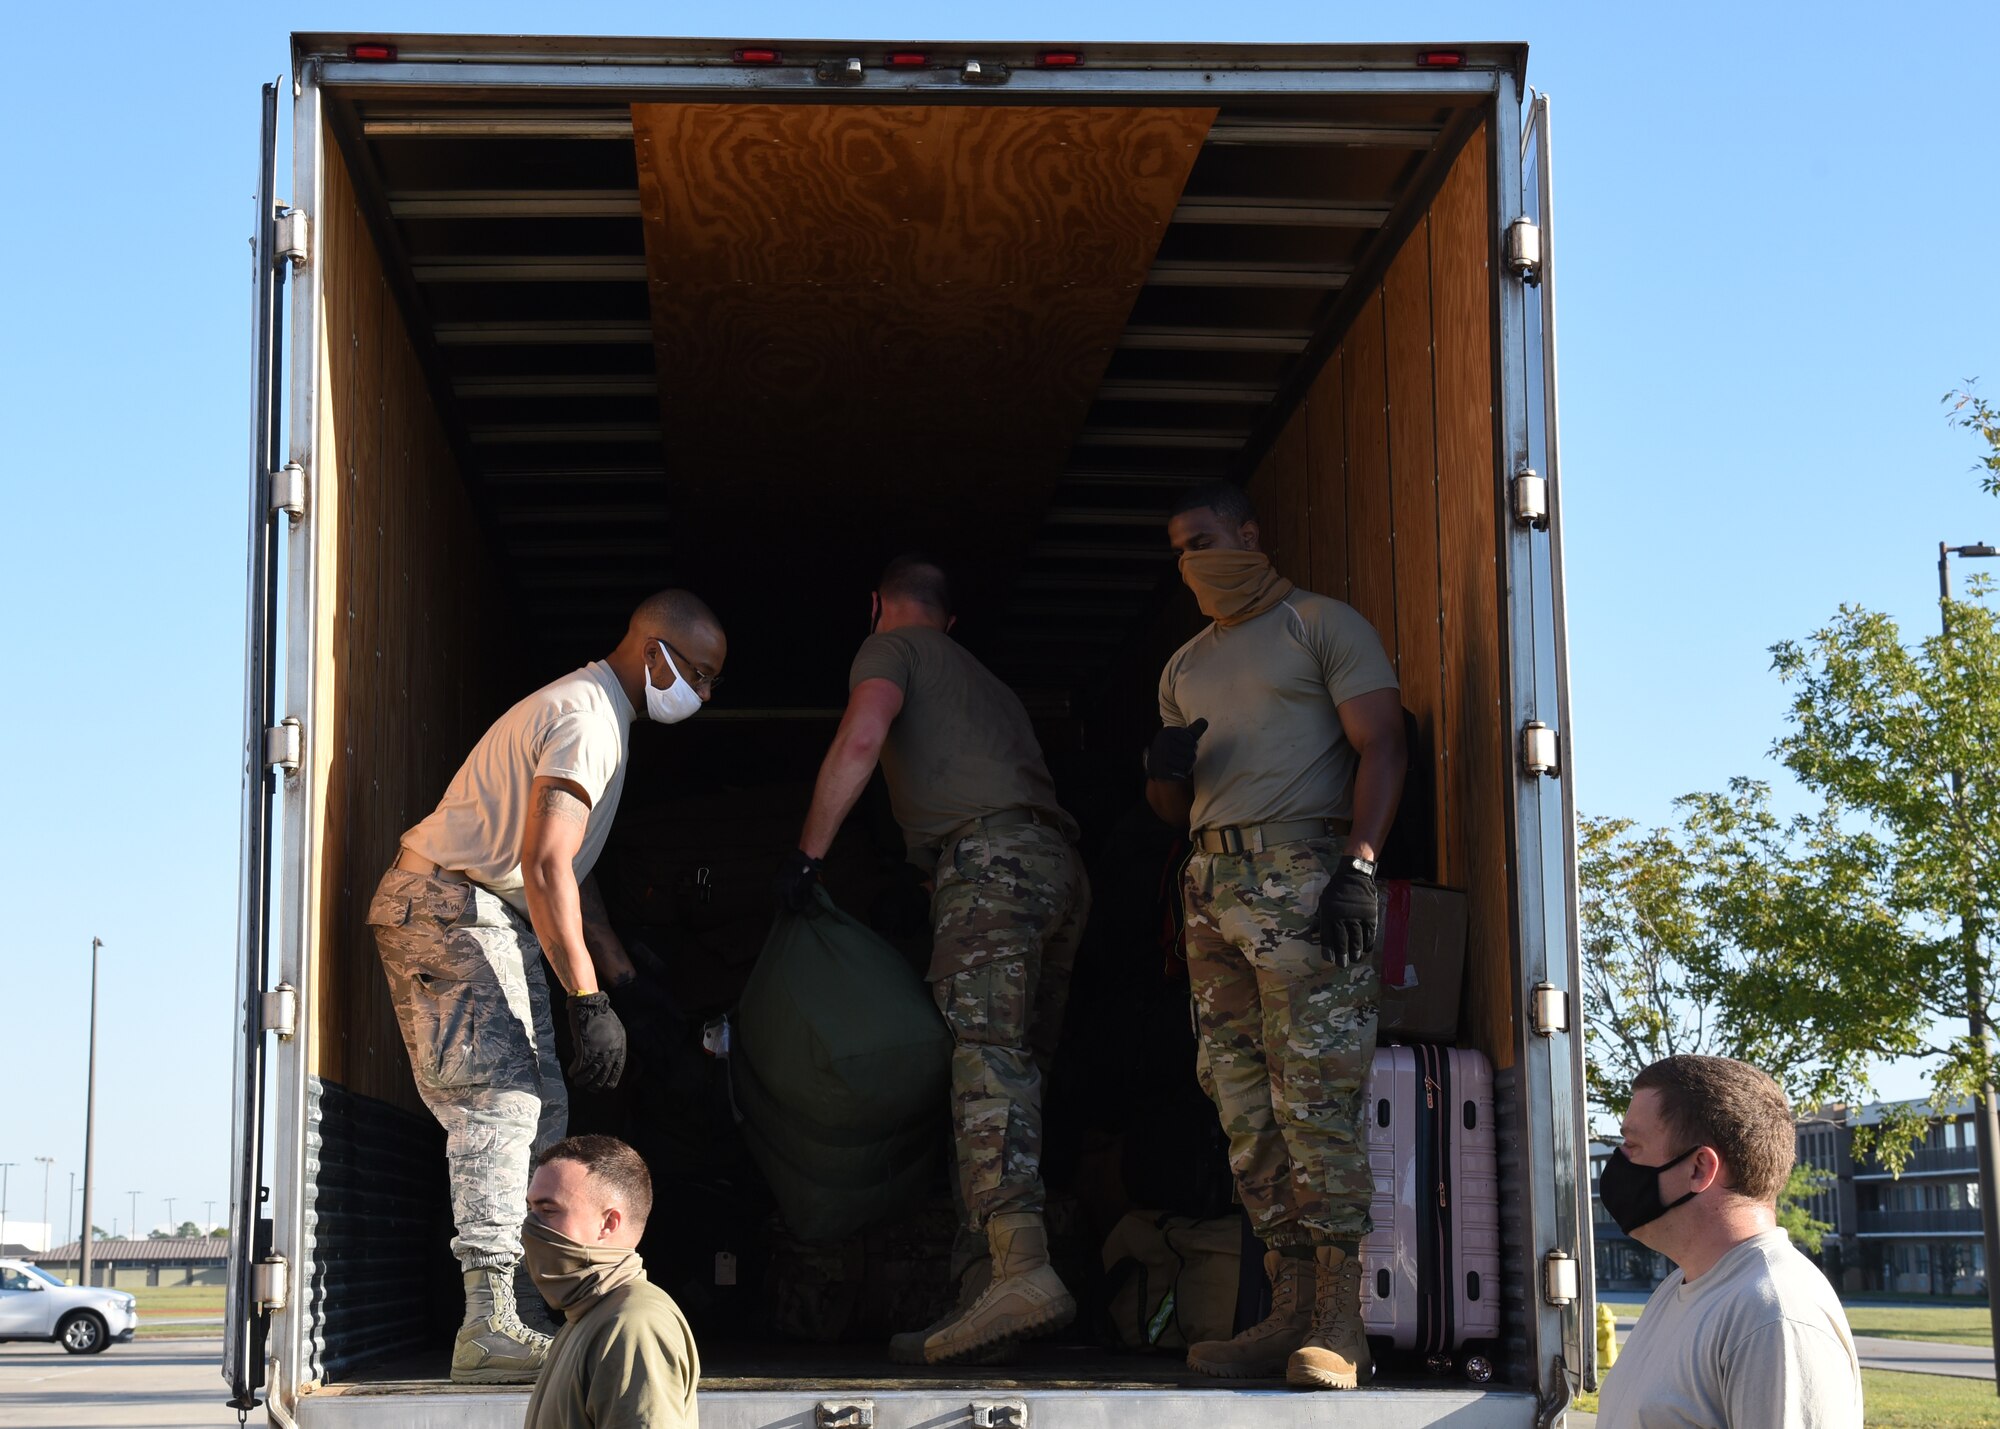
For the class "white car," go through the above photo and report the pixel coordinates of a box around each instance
[0,1259,138,1353]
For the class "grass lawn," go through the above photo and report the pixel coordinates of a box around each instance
[1605,1296,1991,1347]
[1578,1368,2000,1427]
[1857,1369,2000,1427]
[128,1284,224,1339]
[1587,1296,1996,1424]
[1844,1305,1992,1348]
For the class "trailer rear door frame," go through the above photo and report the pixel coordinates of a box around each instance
[1493,75,1591,1415]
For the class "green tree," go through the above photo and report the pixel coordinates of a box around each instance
[1578,813,1727,1124]
[1948,384,2000,495]
[1684,578,2000,1170]
[1775,1165,1834,1254]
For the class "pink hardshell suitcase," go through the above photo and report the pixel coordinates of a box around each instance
[1359,1043,1502,1381]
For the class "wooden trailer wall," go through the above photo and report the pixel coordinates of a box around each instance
[306,136,515,1112]
[1241,124,1515,1066]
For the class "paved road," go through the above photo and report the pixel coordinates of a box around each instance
[1850,1332,1995,1379]
[0,1337,241,1429]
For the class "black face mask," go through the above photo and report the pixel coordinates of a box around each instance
[1599,1145,1701,1236]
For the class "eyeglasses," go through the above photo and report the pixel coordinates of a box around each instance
[660,639,723,694]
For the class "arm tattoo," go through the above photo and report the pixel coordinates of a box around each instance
[533,785,589,829]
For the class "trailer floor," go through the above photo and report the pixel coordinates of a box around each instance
[321,1336,1512,1393]
[303,1351,1539,1429]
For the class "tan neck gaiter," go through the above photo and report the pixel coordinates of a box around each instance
[1178,549,1294,627]
[521,1216,647,1321]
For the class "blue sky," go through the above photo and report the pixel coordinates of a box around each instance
[0,0,1994,1238]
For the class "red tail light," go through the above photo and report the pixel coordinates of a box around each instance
[348,42,398,62]
[1039,50,1084,67]
[1416,50,1465,69]
[886,50,929,67]
[733,47,782,64]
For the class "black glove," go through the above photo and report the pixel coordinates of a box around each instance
[774,849,825,914]
[1318,857,1381,968]
[1146,717,1209,782]
[566,992,627,1092]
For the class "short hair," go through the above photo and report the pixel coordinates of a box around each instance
[1632,1056,1795,1203]
[1168,481,1257,528]
[629,589,720,640]
[878,554,952,616]
[532,1135,654,1226]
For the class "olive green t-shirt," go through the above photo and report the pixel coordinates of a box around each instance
[849,625,1077,860]
[1158,590,1398,833]
[524,1276,700,1429]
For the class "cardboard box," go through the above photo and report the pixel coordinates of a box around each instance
[1377,881,1468,1043]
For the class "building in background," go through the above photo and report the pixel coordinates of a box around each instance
[36,1237,226,1289]
[1590,1099,1985,1298]
[1836,1100,1984,1297]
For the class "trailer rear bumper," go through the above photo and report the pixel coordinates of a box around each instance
[296,1384,1542,1429]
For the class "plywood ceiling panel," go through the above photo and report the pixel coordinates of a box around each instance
[631,102,1215,614]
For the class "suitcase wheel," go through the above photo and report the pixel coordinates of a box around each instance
[1461,1354,1494,1385]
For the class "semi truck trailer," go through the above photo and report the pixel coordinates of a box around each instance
[228,30,1589,1428]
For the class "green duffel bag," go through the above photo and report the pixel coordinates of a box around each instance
[735,888,952,1240]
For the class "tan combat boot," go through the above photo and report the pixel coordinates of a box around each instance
[452,1267,552,1385]
[889,1258,1006,1365]
[1286,1243,1372,1390]
[1186,1250,1313,1379]
[921,1213,1076,1365]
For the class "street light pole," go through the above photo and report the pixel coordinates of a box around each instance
[127,1191,141,1239]
[164,1198,176,1233]
[35,1158,53,1253]
[0,1163,15,1250]
[67,1176,76,1254]
[80,938,101,1288]
[1939,541,2000,1394]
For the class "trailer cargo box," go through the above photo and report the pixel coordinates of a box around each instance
[228,32,1588,1428]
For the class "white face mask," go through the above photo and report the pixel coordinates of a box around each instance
[645,641,705,725]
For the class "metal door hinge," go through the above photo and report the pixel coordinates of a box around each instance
[1512,467,1548,529]
[972,1402,1028,1429]
[254,1252,290,1312]
[261,983,299,1041]
[816,56,866,84]
[1521,721,1560,778]
[1506,217,1542,284]
[270,462,307,522]
[265,718,303,775]
[1531,982,1569,1036]
[1543,1249,1578,1307]
[274,208,309,269]
[960,58,1011,84]
[816,1403,873,1429]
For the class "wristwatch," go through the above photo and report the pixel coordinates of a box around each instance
[1343,854,1377,878]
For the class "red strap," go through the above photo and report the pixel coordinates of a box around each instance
[1380,879,1412,988]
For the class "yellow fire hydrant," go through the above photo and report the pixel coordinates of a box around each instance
[1596,1301,1619,1371]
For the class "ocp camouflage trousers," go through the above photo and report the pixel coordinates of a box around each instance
[930,819,1090,1231]
[1184,838,1378,1246]
[368,866,567,1273]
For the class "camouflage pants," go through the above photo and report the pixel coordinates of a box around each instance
[930,819,1090,1231]
[368,867,567,1272]
[1184,838,1378,1246]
